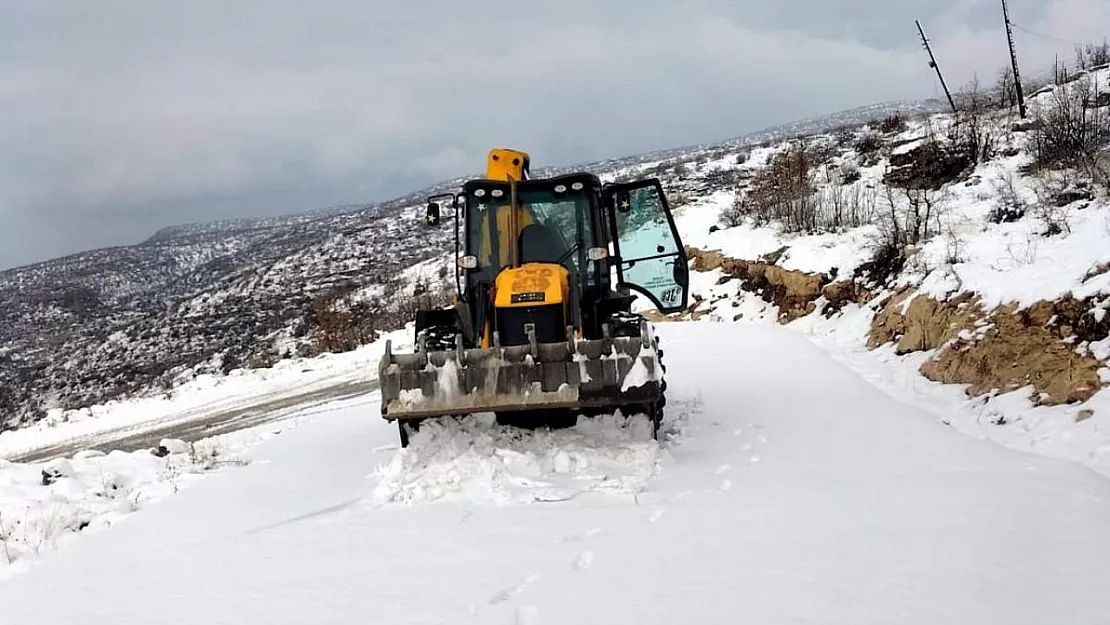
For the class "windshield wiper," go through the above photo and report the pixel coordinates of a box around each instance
[557,242,580,266]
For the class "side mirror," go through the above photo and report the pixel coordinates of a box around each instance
[423,192,456,227]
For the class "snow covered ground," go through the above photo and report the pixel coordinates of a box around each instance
[0,427,271,580]
[794,305,1110,478]
[2,322,1109,624]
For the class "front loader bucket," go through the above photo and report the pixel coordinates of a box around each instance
[378,330,663,421]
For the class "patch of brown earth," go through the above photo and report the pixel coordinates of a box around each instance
[868,290,1107,405]
[685,246,870,323]
[867,289,984,353]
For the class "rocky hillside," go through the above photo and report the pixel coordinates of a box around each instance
[0,187,457,429]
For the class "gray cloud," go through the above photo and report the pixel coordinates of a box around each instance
[1,0,1106,269]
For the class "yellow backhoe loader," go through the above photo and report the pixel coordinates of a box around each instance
[379,148,689,446]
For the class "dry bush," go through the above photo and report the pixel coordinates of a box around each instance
[1028,74,1110,192]
[879,113,908,134]
[995,67,1019,112]
[733,142,818,232]
[1028,169,1094,235]
[719,193,746,228]
[949,77,997,165]
[872,185,948,261]
[1075,40,1110,70]
[817,183,877,230]
[988,172,1027,224]
[310,275,453,354]
[855,131,882,154]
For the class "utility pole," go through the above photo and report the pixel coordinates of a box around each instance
[1000,0,1027,118]
[916,19,957,114]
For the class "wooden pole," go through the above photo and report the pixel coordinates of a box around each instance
[916,20,958,114]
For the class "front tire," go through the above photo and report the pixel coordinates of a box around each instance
[397,419,423,448]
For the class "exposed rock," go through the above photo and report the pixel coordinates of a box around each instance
[1052,185,1095,207]
[869,290,1107,406]
[686,246,726,272]
[1082,263,1110,283]
[685,246,871,323]
[821,281,873,317]
[867,290,983,354]
[883,140,972,190]
[759,245,790,265]
[920,303,1103,405]
[726,259,828,323]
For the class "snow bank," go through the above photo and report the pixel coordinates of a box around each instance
[791,304,1110,477]
[369,412,661,506]
[0,434,257,579]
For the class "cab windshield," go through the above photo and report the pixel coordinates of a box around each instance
[465,185,595,275]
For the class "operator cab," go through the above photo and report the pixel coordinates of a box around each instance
[460,173,608,294]
[422,163,691,347]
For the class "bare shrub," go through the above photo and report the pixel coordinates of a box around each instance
[1028,74,1110,189]
[988,172,1027,223]
[879,113,908,134]
[950,77,996,164]
[734,142,818,232]
[1028,170,1087,235]
[718,193,746,228]
[854,131,882,155]
[873,186,948,259]
[1075,40,1110,70]
[996,67,1018,112]
[816,183,877,230]
[310,274,452,354]
[943,225,967,266]
[728,141,880,233]
[1032,202,1073,236]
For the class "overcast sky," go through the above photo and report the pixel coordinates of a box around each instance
[1,0,1107,269]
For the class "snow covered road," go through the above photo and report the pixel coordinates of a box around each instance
[2,321,1109,624]
[7,378,375,463]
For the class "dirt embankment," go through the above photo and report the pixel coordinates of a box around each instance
[870,289,1108,405]
[684,246,1109,407]
[685,247,871,322]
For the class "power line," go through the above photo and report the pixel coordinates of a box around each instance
[1008,22,1092,48]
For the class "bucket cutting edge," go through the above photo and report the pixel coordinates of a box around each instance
[377,335,663,420]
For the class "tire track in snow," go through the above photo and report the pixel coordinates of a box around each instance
[488,573,541,605]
